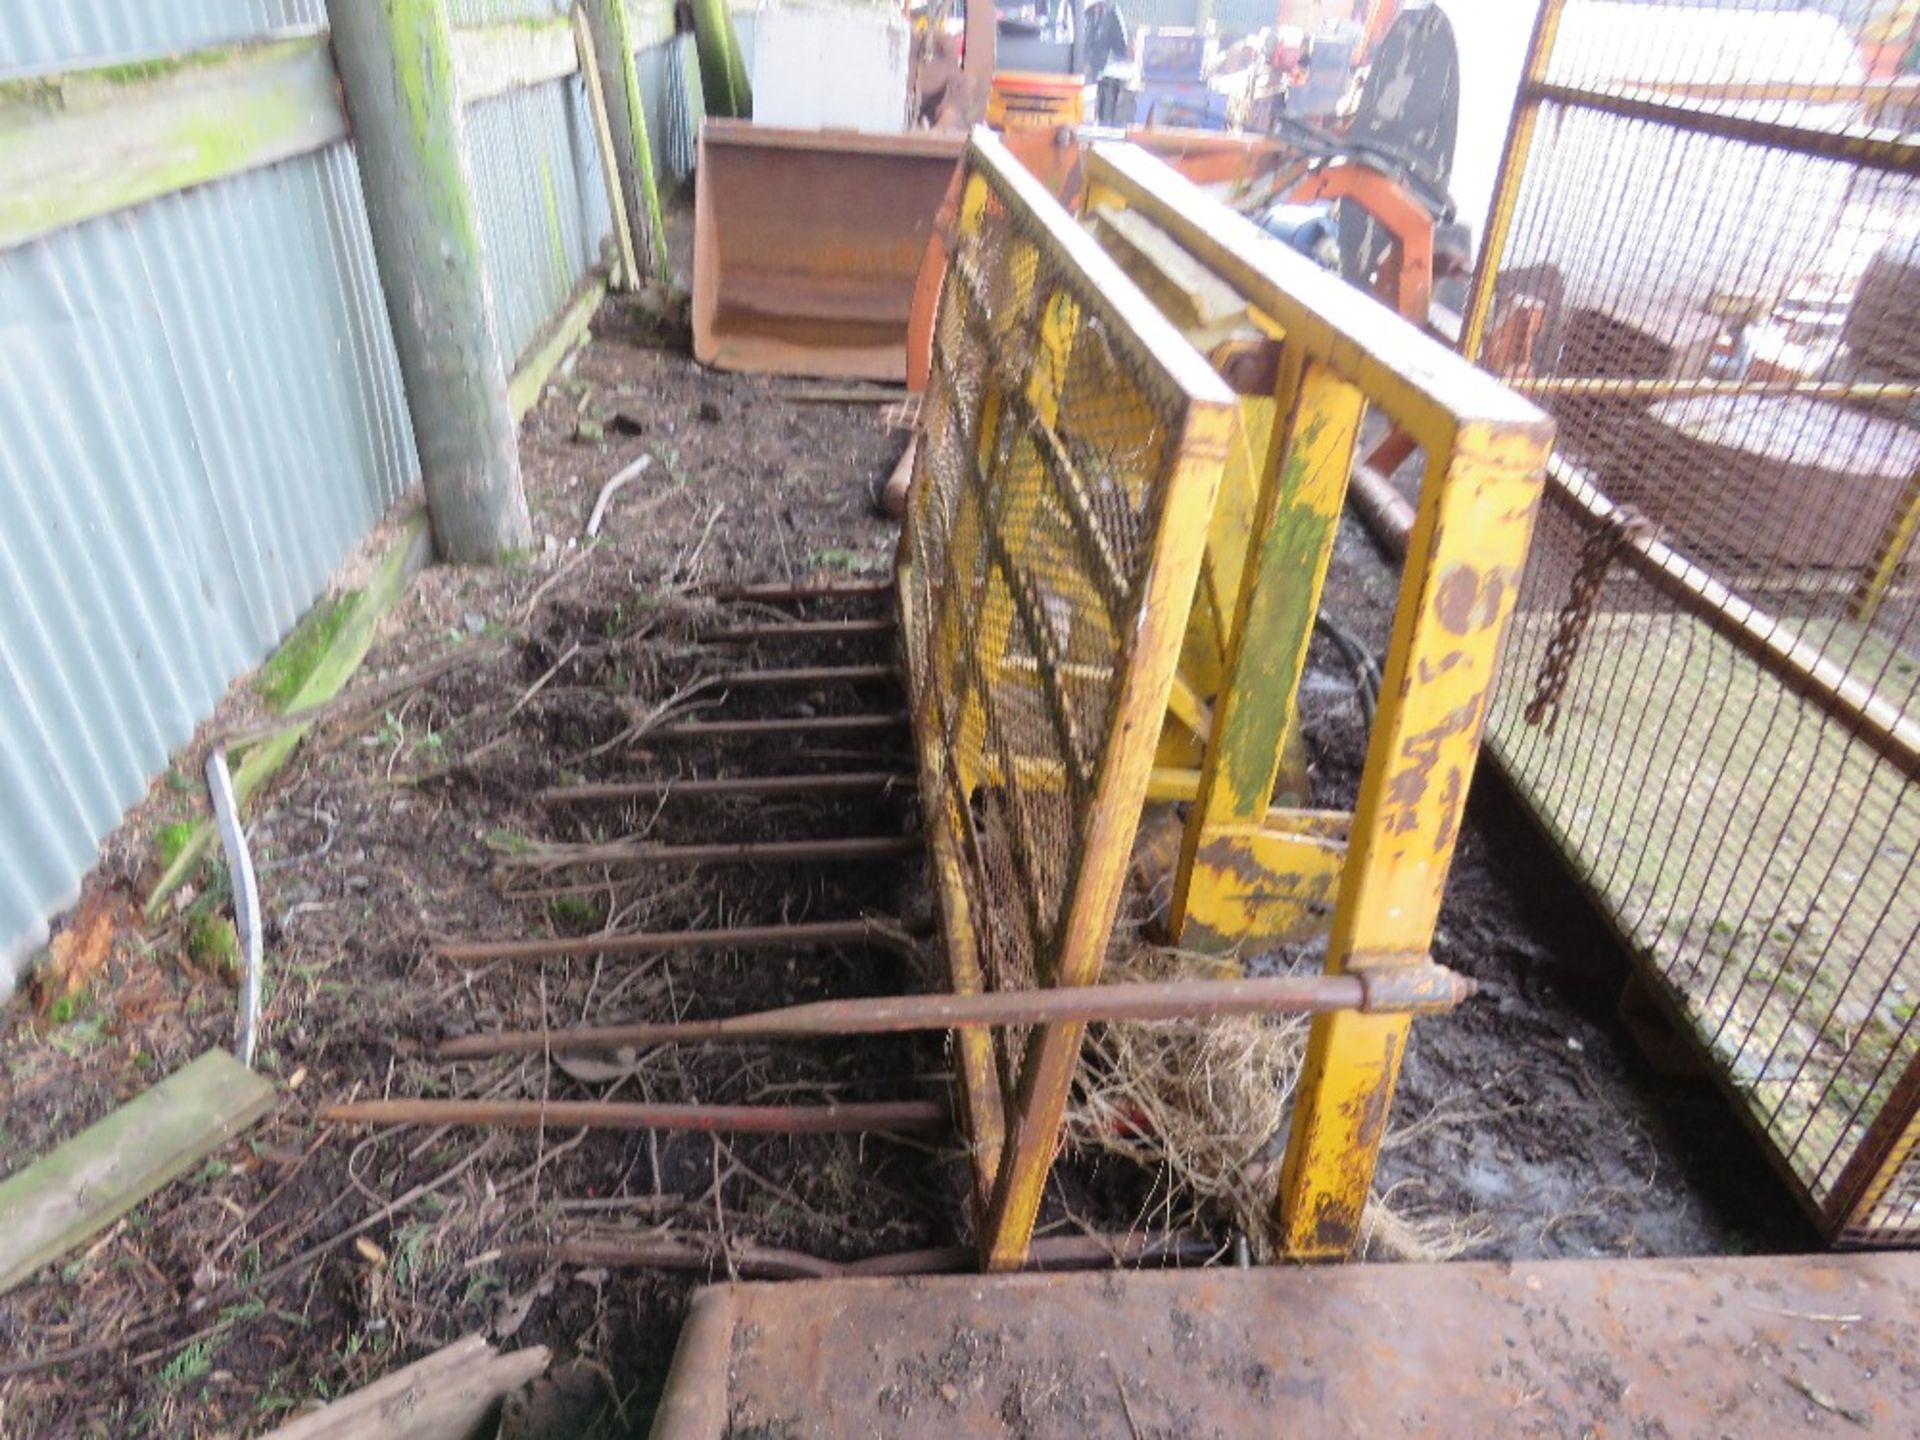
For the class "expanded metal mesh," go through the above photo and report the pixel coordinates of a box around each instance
[901,142,1214,1101]
[1468,0,1920,1242]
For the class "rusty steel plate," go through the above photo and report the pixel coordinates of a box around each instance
[650,1253,1920,1438]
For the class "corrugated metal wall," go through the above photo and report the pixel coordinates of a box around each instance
[451,1,619,372]
[0,1,326,74]
[0,1,652,986]
[0,5,419,986]
[465,77,617,368]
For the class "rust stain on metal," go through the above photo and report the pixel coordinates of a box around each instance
[1383,698,1482,821]
[652,1256,1920,1439]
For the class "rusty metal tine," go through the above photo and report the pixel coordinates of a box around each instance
[706,579,893,603]
[497,1230,1214,1280]
[644,713,909,741]
[493,835,920,870]
[435,917,903,964]
[689,664,898,689]
[320,1097,947,1134]
[696,618,895,643]
[434,968,1474,1059]
[539,770,916,806]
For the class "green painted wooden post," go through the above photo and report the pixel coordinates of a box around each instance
[330,0,532,564]
[691,0,751,119]
[581,0,671,283]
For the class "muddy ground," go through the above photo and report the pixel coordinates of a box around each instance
[0,295,1809,1438]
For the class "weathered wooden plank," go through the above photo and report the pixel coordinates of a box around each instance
[570,6,641,292]
[450,18,580,105]
[261,1334,549,1440]
[0,1050,276,1296]
[0,35,345,252]
[581,0,671,281]
[509,271,608,418]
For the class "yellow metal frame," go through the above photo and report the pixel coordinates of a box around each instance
[898,130,1236,1271]
[1081,143,1554,1258]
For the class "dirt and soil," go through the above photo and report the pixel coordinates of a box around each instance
[0,295,1808,1438]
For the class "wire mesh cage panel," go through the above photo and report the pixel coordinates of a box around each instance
[1462,0,1920,1243]
[898,131,1235,1268]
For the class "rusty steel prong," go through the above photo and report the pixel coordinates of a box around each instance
[696,618,896,644]
[434,916,912,964]
[705,579,893,603]
[540,770,915,806]
[643,713,909,742]
[1353,962,1477,1014]
[430,970,1481,1060]
[320,1097,947,1135]
[492,835,920,870]
[685,663,899,689]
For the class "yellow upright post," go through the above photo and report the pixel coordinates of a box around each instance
[1278,421,1549,1258]
[1169,356,1367,951]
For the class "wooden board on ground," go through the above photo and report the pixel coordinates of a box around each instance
[261,1334,550,1440]
[0,1049,276,1296]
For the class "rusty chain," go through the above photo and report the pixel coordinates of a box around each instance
[1523,505,1654,734]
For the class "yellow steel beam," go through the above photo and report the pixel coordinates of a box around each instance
[1460,0,1568,361]
[1178,822,1347,948]
[1169,356,1368,950]
[1278,422,1549,1258]
[1084,143,1544,454]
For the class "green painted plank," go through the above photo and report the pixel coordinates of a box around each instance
[509,273,608,420]
[0,35,345,252]
[145,513,432,915]
[450,17,579,105]
[0,1050,276,1296]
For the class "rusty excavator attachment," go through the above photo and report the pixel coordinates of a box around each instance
[692,121,965,380]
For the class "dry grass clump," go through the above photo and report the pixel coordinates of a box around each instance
[1067,927,1487,1262]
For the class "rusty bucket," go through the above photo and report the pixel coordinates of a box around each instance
[692,121,966,380]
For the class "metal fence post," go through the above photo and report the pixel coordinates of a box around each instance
[1459,0,1568,363]
[580,0,672,284]
[330,0,533,564]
